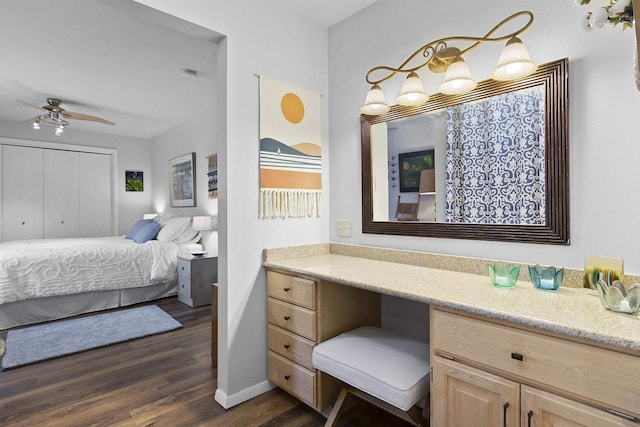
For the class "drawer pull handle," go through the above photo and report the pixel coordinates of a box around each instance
[503,402,509,427]
[511,352,524,361]
[284,344,290,349]
[606,408,638,422]
[283,287,290,292]
[284,316,290,321]
[527,410,533,427]
[284,375,290,381]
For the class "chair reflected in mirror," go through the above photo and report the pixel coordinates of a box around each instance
[396,195,420,221]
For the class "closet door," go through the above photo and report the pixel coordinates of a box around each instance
[44,149,80,239]
[2,145,44,241]
[79,152,113,237]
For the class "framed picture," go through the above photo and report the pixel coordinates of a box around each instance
[125,170,144,192]
[399,149,434,192]
[169,152,196,207]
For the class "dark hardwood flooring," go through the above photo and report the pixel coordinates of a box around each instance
[0,298,412,426]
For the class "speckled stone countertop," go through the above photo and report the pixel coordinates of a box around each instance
[263,244,640,353]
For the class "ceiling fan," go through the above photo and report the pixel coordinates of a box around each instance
[11,97,115,135]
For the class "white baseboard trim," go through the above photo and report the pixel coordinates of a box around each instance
[214,380,275,409]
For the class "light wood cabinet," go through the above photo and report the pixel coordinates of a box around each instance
[431,307,639,426]
[432,357,519,427]
[266,269,381,414]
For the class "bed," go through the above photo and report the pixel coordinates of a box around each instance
[0,215,203,330]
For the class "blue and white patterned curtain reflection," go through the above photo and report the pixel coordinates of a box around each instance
[444,87,545,224]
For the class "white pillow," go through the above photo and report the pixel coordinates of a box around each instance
[175,227,200,243]
[156,216,191,242]
[153,213,174,227]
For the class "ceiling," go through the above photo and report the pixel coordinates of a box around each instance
[0,0,377,140]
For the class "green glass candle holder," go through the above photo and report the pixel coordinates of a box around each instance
[596,280,640,314]
[528,264,563,290]
[488,263,520,288]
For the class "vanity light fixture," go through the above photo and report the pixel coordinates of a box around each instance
[360,11,537,115]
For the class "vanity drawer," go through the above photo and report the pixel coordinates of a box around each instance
[268,324,315,371]
[267,271,316,309]
[432,309,640,418]
[268,297,316,341]
[268,350,316,407]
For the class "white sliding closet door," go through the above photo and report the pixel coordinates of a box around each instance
[2,145,44,241]
[79,152,113,237]
[44,149,80,238]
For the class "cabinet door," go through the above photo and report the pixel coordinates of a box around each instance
[2,145,43,241]
[79,152,113,237]
[44,149,80,238]
[521,385,637,427]
[432,357,520,427]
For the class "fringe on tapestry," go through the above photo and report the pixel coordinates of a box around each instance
[259,189,321,219]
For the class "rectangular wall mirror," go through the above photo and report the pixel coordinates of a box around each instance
[361,58,569,244]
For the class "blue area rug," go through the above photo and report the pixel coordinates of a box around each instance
[1,305,182,370]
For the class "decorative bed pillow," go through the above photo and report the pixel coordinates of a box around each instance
[133,221,162,243]
[153,213,174,227]
[175,227,200,243]
[156,216,192,242]
[125,219,153,239]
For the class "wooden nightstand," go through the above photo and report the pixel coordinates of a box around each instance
[177,255,218,307]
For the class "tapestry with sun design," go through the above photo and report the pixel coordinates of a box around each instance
[259,76,322,219]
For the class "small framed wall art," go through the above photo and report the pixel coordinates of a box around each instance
[169,152,196,207]
[399,149,434,193]
[125,170,144,192]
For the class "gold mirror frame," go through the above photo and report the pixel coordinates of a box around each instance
[361,58,569,244]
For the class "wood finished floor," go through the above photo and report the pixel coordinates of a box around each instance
[0,297,412,427]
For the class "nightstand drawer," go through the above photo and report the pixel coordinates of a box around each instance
[177,276,191,298]
[268,324,315,371]
[267,271,316,310]
[177,259,191,280]
[268,350,316,407]
[268,297,316,341]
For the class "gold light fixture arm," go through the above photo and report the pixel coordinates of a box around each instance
[364,11,534,85]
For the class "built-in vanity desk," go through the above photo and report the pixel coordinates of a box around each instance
[264,244,640,426]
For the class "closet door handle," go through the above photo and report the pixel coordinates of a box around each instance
[284,344,290,349]
[527,410,533,427]
[284,375,290,381]
[284,316,290,321]
[283,287,290,292]
[503,402,509,427]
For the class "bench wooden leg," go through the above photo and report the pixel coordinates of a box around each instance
[324,387,349,427]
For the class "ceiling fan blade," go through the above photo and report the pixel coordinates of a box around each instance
[62,111,115,125]
[10,97,47,112]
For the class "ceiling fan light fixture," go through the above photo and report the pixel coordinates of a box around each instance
[33,118,41,130]
[54,124,64,136]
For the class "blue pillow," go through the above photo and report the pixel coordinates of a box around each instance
[125,219,153,239]
[133,222,161,243]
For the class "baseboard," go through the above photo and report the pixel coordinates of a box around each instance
[214,380,275,409]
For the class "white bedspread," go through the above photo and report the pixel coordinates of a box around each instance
[0,237,178,305]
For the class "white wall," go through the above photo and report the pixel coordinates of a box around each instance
[0,120,153,235]
[134,0,330,408]
[329,0,640,274]
[150,113,219,253]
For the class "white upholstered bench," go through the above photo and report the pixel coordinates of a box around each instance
[312,326,430,426]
